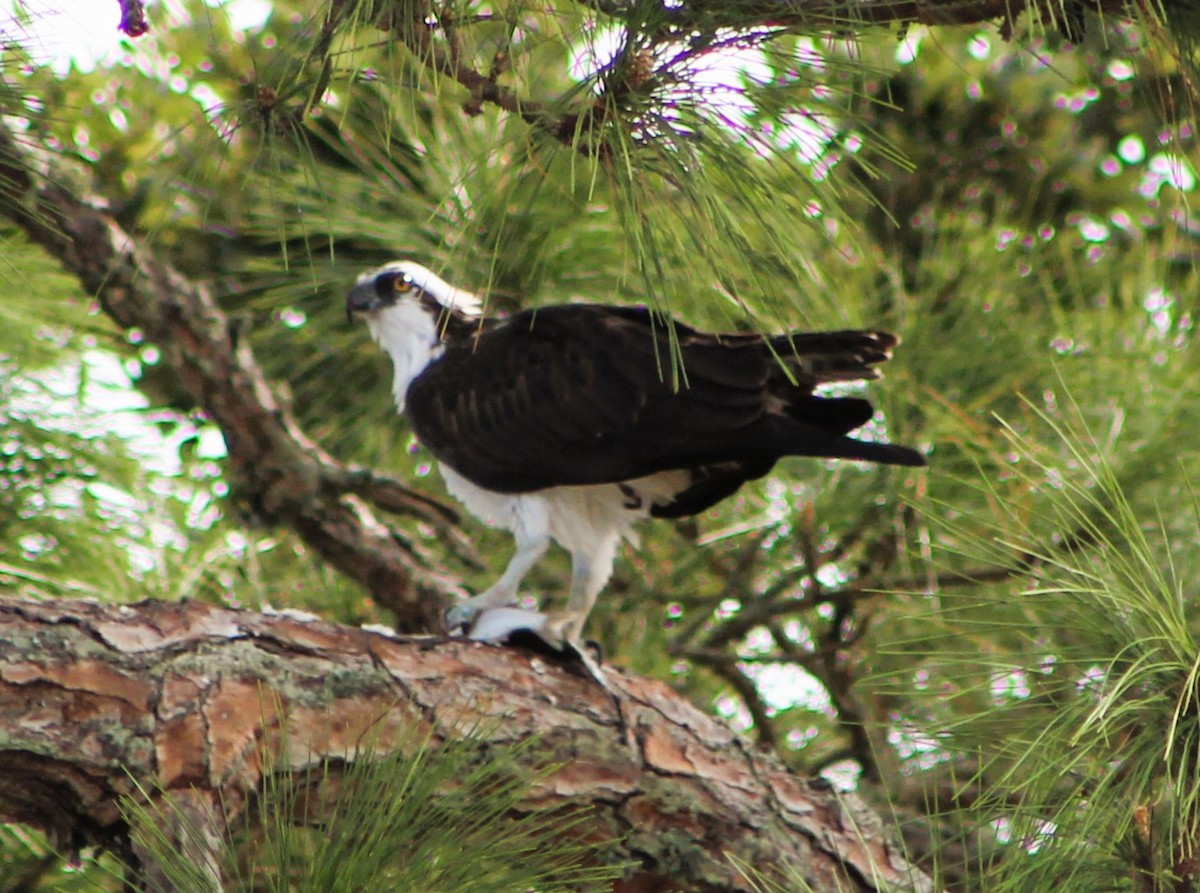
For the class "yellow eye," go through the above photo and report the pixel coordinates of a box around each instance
[393,274,413,292]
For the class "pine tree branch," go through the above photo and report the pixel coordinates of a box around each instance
[0,122,469,631]
[372,0,1130,153]
[683,649,781,748]
[697,562,1029,651]
[586,0,1107,30]
[390,6,603,149]
[0,596,933,893]
[112,0,1133,157]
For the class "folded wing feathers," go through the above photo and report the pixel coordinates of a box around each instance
[771,330,899,385]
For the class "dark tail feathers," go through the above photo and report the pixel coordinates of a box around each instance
[787,395,874,437]
[771,398,926,467]
[827,437,926,467]
[769,330,899,384]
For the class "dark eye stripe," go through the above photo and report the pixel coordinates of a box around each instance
[374,271,418,300]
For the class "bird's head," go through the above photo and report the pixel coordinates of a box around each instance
[347,261,484,411]
[346,260,483,325]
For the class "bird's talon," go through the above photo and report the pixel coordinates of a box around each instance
[444,603,479,634]
[583,639,603,664]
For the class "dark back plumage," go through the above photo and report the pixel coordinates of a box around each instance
[404,303,923,508]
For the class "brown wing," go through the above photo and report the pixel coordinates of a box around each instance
[405,305,920,494]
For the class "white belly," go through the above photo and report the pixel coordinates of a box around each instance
[437,463,688,551]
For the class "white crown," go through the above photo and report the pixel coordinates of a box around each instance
[361,260,484,317]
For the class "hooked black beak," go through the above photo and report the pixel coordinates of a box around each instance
[346,282,382,324]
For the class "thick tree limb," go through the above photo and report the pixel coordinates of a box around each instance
[0,597,932,892]
[0,123,467,631]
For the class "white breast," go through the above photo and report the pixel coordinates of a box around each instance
[366,299,442,413]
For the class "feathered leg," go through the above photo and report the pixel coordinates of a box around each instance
[542,533,620,648]
[445,499,550,631]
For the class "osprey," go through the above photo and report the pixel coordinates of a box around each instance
[348,261,924,651]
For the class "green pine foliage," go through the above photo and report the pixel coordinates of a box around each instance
[124,729,625,893]
[870,411,1200,890]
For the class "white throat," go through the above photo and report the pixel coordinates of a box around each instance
[365,299,442,413]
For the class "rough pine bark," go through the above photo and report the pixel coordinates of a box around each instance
[0,596,932,893]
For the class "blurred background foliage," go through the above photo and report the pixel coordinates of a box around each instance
[3,0,1200,889]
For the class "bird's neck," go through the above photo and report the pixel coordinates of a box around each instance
[366,301,442,413]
